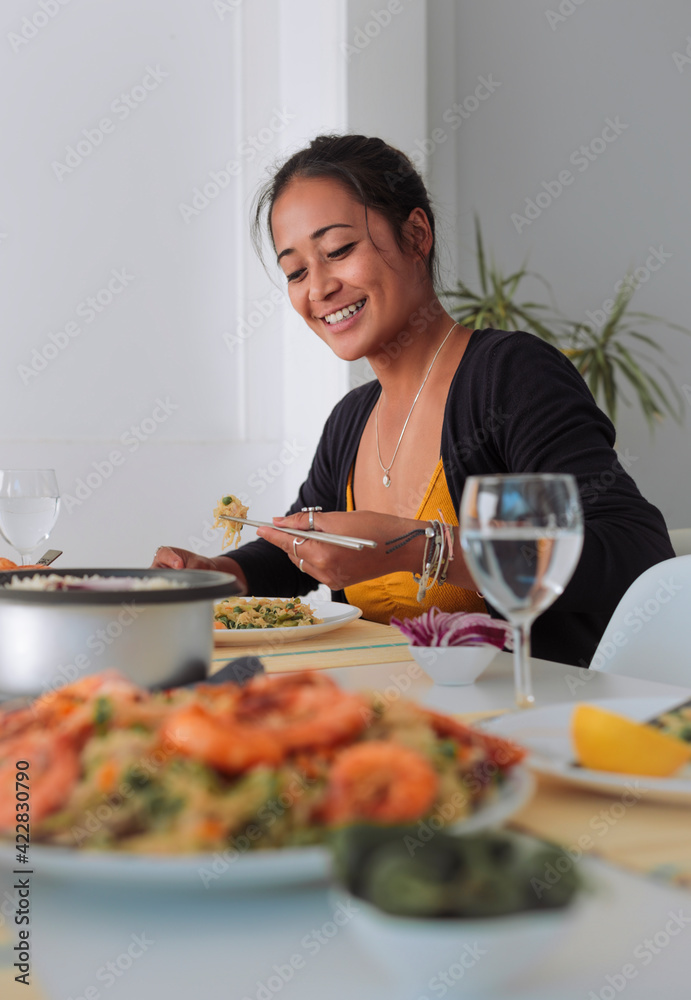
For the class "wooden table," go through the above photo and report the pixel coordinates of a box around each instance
[2,629,690,1000]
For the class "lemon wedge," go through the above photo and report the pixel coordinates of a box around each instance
[572,704,691,777]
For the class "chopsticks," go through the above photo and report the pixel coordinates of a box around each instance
[219,515,377,551]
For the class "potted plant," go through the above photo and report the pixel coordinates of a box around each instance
[443,217,688,430]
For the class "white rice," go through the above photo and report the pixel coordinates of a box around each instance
[4,574,186,592]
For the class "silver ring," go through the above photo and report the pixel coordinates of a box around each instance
[293,537,306,558]
[301,506,323,531]
[299,558,305,572]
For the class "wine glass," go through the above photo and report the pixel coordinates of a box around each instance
[0,469,60,565]
[460,474,583,708]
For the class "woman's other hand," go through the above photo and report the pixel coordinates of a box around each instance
[151,547,247,588]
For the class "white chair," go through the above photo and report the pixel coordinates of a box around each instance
[589,554,691,685]
[669,528,691,556]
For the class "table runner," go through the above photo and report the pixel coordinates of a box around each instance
[509,773,691,890]
[211,619,411,672]
[459,710,691,891]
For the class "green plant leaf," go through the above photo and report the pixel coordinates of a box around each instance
[442,219,691,432]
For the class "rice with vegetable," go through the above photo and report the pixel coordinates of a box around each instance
[214,597,322,630]
[0,670,525,854]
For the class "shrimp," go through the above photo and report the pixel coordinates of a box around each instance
[324,741,439,825]
[235,672,369,752]
[0,672,141,743]
[29,670,148,741]
[0,702,39,742]
[0,731,81,834]
[160,703,284,775]
[424,709,526,768]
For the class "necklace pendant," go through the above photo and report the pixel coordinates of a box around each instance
[383,473,391,488]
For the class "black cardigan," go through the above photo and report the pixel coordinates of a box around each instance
[232,329,674,665]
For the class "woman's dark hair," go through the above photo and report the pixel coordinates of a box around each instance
[252,134,438,285]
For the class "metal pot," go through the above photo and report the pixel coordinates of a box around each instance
[0,568,244,697]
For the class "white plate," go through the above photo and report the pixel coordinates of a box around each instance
[0,766,533,890]
[483,696,691,803]
[212,600,362,646]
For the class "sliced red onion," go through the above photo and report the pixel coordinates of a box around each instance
[391,608,513,650]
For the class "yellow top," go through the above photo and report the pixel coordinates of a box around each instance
[344,458,486,625]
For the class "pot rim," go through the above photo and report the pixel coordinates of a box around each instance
[0,568,243,605]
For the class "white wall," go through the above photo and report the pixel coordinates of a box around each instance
[425,0,691,529]
[0,0,349,567]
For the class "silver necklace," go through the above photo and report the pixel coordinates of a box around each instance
[375,321,459,488]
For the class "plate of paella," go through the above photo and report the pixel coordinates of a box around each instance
[0,669,531,889]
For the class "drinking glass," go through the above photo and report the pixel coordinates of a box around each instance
[460,474,583,708]
[0,469,60,565]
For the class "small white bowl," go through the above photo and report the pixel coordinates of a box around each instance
[408,643,500,685]
[333,889,579,996]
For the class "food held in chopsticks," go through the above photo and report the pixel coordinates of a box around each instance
[572,704,691,776]
[214,596,322,630]
[213,494,249,549]
[392,607,513,648]
[0,670,525,853]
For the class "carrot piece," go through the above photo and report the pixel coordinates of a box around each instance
[96,760,119,793]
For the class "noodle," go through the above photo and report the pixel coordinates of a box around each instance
[213,494,249,549]
[214,597,322,630]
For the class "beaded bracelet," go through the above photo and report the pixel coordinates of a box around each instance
[386,518,456,602]
[437,513,455,586]
[413,525,437,602]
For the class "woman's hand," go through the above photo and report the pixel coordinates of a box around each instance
[151,547,248,590]
[255,510,426,591]
[257,510,478,591]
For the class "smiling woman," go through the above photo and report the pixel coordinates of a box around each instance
[153,134,674,667]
